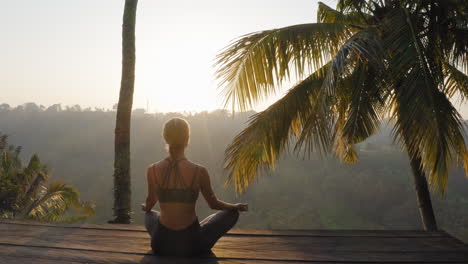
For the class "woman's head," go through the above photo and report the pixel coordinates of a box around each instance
[163,118,190,156]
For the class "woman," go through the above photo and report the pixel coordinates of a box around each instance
[142,117,248,257]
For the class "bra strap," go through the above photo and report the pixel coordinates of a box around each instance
[190,165,199,188]
[173,160,183,187]
[152,164,160,186]
[162,158,189,188]
[161,159,175,187]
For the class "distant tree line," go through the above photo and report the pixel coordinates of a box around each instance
[0,103,467,241]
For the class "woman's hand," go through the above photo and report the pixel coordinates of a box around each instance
[235,203,248,212]
[141,203,147,212]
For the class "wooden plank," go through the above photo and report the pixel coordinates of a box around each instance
[4,220,455,242]
[0,243,322,264]
[0,243,467,264]
[0,256,85,264]
[0,220,467,263]
[0,223,464,253]
[0,224,467,262]
[229,229,448,238]
[0,219,449,237]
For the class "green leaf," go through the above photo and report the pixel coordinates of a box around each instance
[224,65,333,192]
[215,23,353,111]
[318,1,369,28]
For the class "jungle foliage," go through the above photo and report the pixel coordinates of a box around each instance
[0,131,95,222]
[215,0,468,231]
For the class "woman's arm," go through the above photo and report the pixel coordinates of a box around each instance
[199,167,247,211]
[142,166,158,212]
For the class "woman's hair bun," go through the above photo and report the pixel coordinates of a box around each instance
[163,118,190,146]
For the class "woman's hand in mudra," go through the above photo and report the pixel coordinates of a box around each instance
[235,203,248,212]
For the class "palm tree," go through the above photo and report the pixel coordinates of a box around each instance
[111,0,138,224]
[23,181,95,222]
[215,0,468,231]
[0,134,95,222]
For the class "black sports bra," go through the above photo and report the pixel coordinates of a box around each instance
[154,158,199,203]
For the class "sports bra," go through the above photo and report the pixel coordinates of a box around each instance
[154,158,199,203]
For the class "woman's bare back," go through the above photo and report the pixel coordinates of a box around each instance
[152,158,200,189]
[145,156,246,231]
[149,157,200,230]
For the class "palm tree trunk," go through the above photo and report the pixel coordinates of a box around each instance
[408,154,438,231]
[111,0,138,224]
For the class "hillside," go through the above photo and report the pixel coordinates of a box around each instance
[1,103,467,242]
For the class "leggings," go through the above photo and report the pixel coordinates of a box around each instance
[145,209,239,256]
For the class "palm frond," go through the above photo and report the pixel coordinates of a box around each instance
[425,0,468,73]
[340,63,387,144]
[443,60,468,99]
[392,85,468,194]
[318,2,368,28]
[215,23,353,111]
[334,136,358,163]
[218,1,468,196]
[322,27,384,97]
[14,155,49,209]
[386,8,468,194]
[24,180,95,222]
[1,151,13,173]
[337,0,374,14]
[447,27,468,75]
[19,171,48,209]
[24,154,42,175]
[224,65,333,192]
[327,60,387,163]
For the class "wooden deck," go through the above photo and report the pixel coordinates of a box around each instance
[0,219,467,263]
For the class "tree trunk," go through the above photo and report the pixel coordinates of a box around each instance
[110,0,138,224]
[408,154,438,231]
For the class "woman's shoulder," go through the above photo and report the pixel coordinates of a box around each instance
[190,162,209,177]
[185,160,205,169]
[147,158,169,170]
[179,160,208,176]
[147,158,208,174]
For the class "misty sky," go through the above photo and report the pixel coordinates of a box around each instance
[2,0,468,117]
[1,0,332,112]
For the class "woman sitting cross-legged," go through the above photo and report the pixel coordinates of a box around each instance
[142,117,248,257]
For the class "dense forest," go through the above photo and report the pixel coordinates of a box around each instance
[1,103,467,242]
